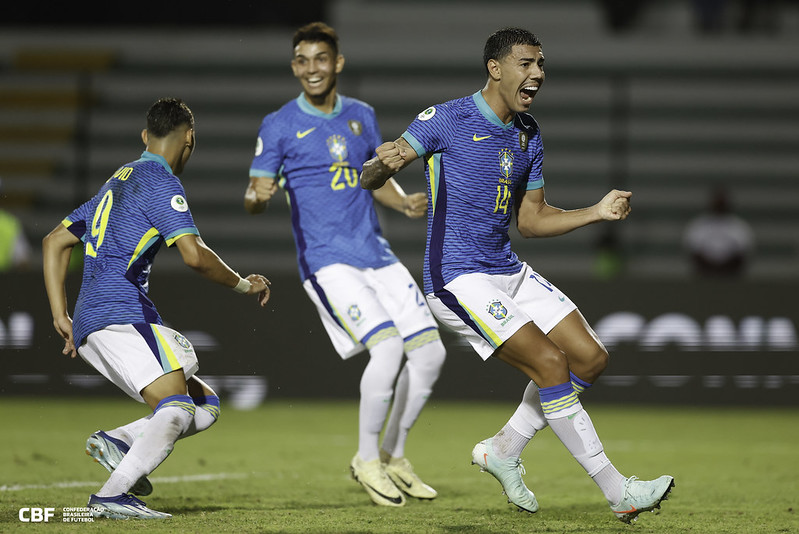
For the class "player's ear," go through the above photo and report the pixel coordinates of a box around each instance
[335,54,345,74]
[141,129,148,146]
[487,58,502,82]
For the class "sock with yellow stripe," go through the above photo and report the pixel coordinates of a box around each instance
[96,394,195,497]
[541,382,625,503]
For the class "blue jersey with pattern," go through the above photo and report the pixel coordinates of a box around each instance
[63,151,199,347]
[403,91,544,294]
[249,93,397,281]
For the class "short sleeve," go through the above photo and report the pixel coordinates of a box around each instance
[250,113,283,179]
[525,133,544,191]
[143,175,198,246]
[402,104,453,158]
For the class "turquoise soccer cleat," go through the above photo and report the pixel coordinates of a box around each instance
[610,475,675,523]
[471,438,539,513]
[86,431,153,497]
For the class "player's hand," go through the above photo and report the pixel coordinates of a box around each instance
[402,192,427,219]
[250,177,278,203]
[375,141,411,173]
[244,274,271,307]
[597,189,632,221]
[53,314,77,358]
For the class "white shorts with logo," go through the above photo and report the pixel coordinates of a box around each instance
[426,263,577,360]
[303,262,439,359]
[78,323,199,403]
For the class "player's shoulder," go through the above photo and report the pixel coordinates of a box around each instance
[514,112,540,137]
[412,95,473,126]
[339,95,377,117]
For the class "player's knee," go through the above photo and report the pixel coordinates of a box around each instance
[584,345,609,380]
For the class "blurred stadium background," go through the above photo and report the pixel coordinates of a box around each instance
[1,0,798,407]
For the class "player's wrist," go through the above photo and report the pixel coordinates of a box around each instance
[233,276,252,294]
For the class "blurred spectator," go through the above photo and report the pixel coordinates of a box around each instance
[683,187,754,277]
[597,0,648,32]
[595,228,625,280]
[692,0,729,33]
[0,179,33,272]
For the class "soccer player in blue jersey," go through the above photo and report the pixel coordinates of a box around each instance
[43,97,271,520]
[244,22,446,507]
[361,28,674,523]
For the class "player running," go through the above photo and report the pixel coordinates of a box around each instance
[244,22,446,507]
[361,27,674,523]
[43,97,270,519]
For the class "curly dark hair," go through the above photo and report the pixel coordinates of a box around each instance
[145,97,194,138]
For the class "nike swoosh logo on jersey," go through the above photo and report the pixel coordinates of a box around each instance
[296,128,316,139]
[473,134,491,141]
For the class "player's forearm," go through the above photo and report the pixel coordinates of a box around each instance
[517,204,602,238]
[372,178,406,212]
[360,157,393,190]
[180,237,241,288]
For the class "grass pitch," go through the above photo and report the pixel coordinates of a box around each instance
[1,397,797,533]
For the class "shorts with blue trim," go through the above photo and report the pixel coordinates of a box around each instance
[303,262,438,359]
[78,323,199,402]
[426,263,576,360]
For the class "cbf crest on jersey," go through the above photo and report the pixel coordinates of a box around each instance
[327,135,348,162]
[498,148,514,178]
[347,120,362,136]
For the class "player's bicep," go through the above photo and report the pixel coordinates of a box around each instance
[515,187,547,235]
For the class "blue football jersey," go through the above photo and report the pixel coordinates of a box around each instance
[63,151,199,346]
[249,93,397,281]
[402,91,545,294]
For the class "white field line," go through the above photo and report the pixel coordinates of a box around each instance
[0,472,249,492]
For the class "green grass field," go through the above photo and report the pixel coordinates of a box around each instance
[1,398,797,533]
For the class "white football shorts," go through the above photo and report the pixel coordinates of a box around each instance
[426,263,577,360]
[303,262,438,359]
[78,323,199,403]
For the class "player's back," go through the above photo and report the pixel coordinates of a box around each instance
[67,152,198,346]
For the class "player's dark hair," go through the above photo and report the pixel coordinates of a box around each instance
[293,21,339,56]
[483,28,541,75]
[146,97,194,138]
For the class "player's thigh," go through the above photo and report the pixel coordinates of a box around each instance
[514,265,577,335]
[370,262,438,339]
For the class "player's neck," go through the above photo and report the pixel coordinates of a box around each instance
[480,84,514,125]
[303,90,338,114]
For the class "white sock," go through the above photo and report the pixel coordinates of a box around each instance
[106,394,220,444]
[358,335,404,461]
[494,380,548,458]
[96,395,195,497]
[381,335,445,458]
[545,402,625,503]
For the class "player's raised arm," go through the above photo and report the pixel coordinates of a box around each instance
[244,176,279,214]
[515,187,632,238]
[360,137,418,190]
[42,223,81,358]
[175,234,271,306]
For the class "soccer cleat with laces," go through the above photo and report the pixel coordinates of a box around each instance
[610,475,675,523]
[380,451,437,500]
[86,431,153,496]
[350,454,406,507]
[471,438,539,513]
[87,493,171,519]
